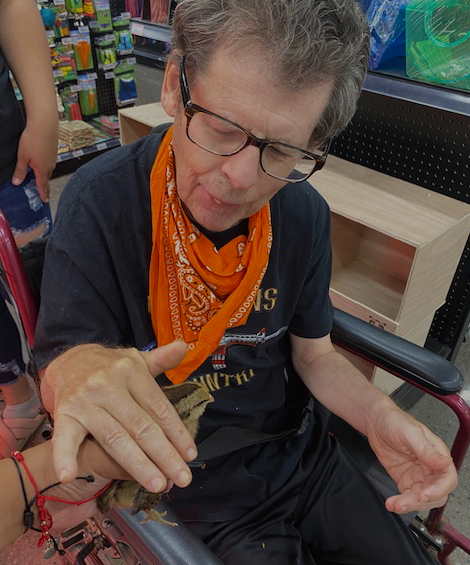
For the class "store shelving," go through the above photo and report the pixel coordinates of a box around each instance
[364,72,470,118]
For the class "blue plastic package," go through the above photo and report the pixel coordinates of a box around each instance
[365,0,414,70]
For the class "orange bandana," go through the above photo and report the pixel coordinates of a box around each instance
[149,127,272,383]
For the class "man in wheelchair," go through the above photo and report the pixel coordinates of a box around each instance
[34,1,458,563]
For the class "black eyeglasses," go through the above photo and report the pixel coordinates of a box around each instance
[179,57,330,183]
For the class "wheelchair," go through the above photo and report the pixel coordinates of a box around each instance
[0,206,469,565]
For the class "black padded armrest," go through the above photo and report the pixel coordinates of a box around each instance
[108,501,223,565]
[331,308,463,395]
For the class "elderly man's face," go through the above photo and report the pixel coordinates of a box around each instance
[161,48,333,232]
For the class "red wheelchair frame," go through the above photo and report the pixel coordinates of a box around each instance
[1,205,470,565]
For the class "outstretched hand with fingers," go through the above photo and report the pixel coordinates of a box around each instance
[367,408,458,514]
[41,341,196,494]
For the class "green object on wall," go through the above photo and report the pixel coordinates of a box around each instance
[406,0,470,90]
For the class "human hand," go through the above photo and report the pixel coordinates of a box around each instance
[40,341,196,495]
[12,117,58,202]
[367,407,458,514]
[42,438,130,533]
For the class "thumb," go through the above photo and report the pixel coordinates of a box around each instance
[413,434,453,470]
[140,340,187,377]
[421,446,453,470]
[12,158,28,186]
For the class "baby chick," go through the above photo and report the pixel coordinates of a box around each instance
[97,381,213,526]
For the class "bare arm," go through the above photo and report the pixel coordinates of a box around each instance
[0,439,128,552]
[0,0,58,199]
[290,332,458,514]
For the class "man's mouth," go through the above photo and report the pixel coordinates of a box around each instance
[207,191,242,207]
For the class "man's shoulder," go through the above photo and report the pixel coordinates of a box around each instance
[274,179,330,224]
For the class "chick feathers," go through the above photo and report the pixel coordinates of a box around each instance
[96,381,213,525]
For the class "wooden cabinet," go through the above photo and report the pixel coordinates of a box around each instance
[311,155,470,390]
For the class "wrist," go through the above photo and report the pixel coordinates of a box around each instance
[24,109,59,134]
[364,395,401,438]
[21,443,57,498]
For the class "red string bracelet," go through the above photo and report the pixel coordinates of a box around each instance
[11,450,112,549]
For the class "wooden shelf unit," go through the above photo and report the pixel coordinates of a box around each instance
[312,155,470,387]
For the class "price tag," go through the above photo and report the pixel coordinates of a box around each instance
[56,155,64,163]
[46,30,55,38]
[61,37,73,45]
[130,23,144,36]
[127,57,137,65]
[96,142,108,151]
[119,48,133,55]
[53,0,66,5]
[72,149,84,157]
[53,70,64,77]
[78,26,90,33]
[87,72,98,80]
[105,71,115,79]
[70,84,82,92]
[88,20,99,28]
[121,11,131,17]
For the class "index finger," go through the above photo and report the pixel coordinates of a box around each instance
[138,341,197,460]
[33,170,51,202]
[51,412,88,483]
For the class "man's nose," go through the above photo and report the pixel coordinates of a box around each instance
[220,145,260,190]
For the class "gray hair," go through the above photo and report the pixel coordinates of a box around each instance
[171,0,370,145]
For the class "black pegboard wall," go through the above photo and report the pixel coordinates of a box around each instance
[331,89,470,359]
[86,0,128,118]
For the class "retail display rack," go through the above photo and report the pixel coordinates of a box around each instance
[37,0,139,174]
[129,19,171,65]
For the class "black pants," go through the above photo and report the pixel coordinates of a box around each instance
[187,433,436,565]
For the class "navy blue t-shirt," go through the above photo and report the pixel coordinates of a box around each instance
[35,126,334,521]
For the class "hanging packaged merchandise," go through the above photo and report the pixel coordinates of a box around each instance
[40,5,57,28]
[83,0,94,17]
[114,60,137,105]
[112,13,133,54]
[52,8,70,38]
[51,43,77,82]
[365,0,412,70]
[93,0,113,32]
[65,0,84,15]
[115,30,133,54]
[112,12,131,28]
[113,12,131,26]
[71,30,93,71]
[59,85,83,121]
[95,34,117,69]
[78,76,99,115]
[406,0,470,90]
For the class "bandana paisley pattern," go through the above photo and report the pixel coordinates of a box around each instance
[149,127,272,384]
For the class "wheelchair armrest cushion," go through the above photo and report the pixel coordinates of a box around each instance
[331,308,463,395]
[108,501,224,565]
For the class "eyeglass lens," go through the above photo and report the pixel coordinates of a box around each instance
[187,111,318,182]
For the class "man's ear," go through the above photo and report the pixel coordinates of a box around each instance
[161,57,180,117]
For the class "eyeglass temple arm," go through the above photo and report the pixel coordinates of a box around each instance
[180,56,190,107]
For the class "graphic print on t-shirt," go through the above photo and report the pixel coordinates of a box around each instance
[210,325,289,370]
